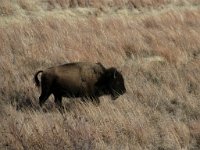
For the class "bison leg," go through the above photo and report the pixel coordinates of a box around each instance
[39,93,51,107]
[39,91,51,107]
[39,80,52,107]
[53,93,64,111]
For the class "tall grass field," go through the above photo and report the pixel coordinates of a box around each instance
[0,0,200,149]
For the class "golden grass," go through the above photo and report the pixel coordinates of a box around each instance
[0,0,200,149]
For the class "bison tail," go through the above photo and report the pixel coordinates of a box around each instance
[34,70,43,87]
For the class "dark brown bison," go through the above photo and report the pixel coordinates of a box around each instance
[34,62,126,109]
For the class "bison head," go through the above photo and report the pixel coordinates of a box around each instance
[96,67,126,100]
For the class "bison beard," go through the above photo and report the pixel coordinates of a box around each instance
[34,62,126,111]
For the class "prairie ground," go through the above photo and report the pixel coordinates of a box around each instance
[0,0,200,149]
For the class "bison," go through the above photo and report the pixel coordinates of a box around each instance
[34,62,126,109]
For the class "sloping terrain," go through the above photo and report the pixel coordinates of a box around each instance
[0,0,200,149]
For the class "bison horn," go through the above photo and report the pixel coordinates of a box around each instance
[114,71,116,79]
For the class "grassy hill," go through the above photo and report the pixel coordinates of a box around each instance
[0,0,200,149]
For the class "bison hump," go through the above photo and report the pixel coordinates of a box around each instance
[80,64,104,83]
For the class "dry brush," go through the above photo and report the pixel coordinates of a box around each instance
[0,0,200,149]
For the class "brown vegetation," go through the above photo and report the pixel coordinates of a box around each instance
[0,0,200,149]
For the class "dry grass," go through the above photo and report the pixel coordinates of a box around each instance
[0,0,16,16]
[0,0,200,149]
